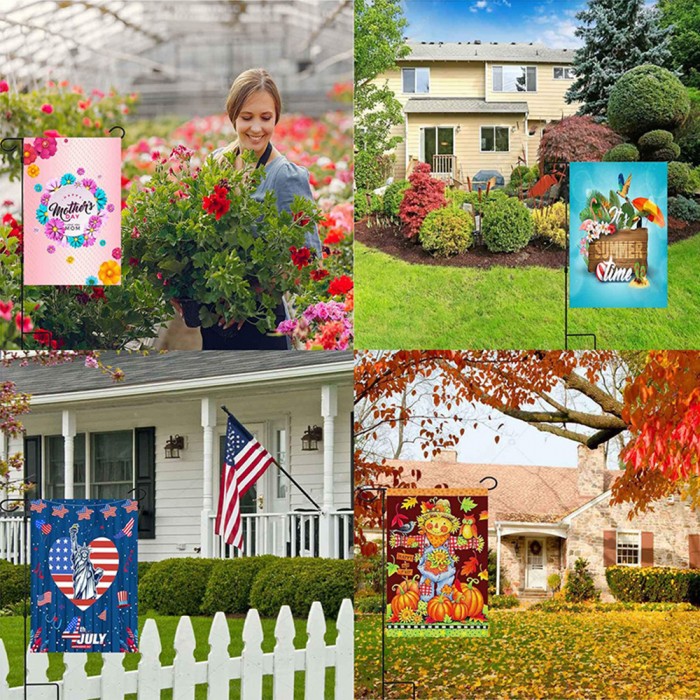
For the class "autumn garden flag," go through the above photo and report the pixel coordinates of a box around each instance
[386,488,489,637]
[23,137,122,286]
[569,161,667,308]
[30,498,138,653]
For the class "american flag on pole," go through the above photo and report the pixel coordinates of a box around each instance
[215,414,275,551]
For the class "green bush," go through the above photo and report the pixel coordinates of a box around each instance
[200,555,280,615]
[530,599,697,613]
[638,129,675,151]
[606,566,700,604]
[445,188,471,209]
[506,164,539,195]
[0,560,27,608]
[482,197,534,253]
[138,561,155,582]
[355,554,382,594]
[354,190,369,221]
[383,179,410,220]
[462,189,509,217]
[139,558,218,616]
[564,558,600,602]
[675,106,700,166]
[648,144,682,161]
[355,589,382,613]
[547,573,562,592]
[490,594,520,609]
[602,144,640,162]
[249,558,353,619]
[532,202,567,248]
[419,207,474,257]
[608,65,691,139]
[368,192,384,216]
[668,161,696,196]
[355,151,393,191]
[668,195,700,222]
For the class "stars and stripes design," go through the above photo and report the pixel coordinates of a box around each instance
[114,517,134,539]
[37,591,52,606]
[215,414,275,551]
[62,616,81,641]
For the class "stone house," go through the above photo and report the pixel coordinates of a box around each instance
[388,447,700,599]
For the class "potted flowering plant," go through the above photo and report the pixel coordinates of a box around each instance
[123,146,320,333]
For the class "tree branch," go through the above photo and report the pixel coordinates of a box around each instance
[562,371,625,417]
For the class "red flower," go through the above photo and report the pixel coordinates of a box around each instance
[91,287,106,301]
[0,81,8,93]
[22,144,37,165]
[328,275,353,296]
[290,246,312,270]
[323,227,344,245]
[14,312,33,333]
[293,211,311,227]
[202,186,230,220]
[41,104,53,114]
[32,328,52,346]
[310,268,330,281]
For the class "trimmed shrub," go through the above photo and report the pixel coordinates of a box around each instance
[606,566,700,604]
[419,207,474,257]
[675,106,700,167]
[462,189,509,217]
[368,192,384,216]
[399,163,447,240]
[138,561,154,582]
[547,573,562,592]
[355,589,382,613]
[668,161,696,196]
[445,188,471,209]
[608,65,691,139]
[564,558,599,602]
[506,164,539,195]
[200,555,280,615]
[0,560,27,608]
[490,594,520,609]
[249,558,353,619]
[638,129,675,152]
[532,202,567,248]
[531,599,697,613]
[139,558,217,616]
[602,144,640,162]
[353,190,369,221]
[648,144,682,161]
[481,197,534,253]
[668,195,700,222]
[383,179,410,220]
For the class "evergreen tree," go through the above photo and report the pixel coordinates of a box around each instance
[565,0,674,118]
[564,558,600,602]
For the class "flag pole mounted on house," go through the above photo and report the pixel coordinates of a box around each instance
[217,406,320,553]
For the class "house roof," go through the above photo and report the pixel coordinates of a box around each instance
[2,351,353,398]
[402,41,575,64]
[387,457,623,529]
[404,97,528,114]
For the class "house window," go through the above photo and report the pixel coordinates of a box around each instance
[616,531,641,566]
[91,431,134,499]
[402,67,430,94]
[275,428,288,500]
[481,126,510,152]
[45,434,87,499]
[553,66,575,80]
[493,65,537,92]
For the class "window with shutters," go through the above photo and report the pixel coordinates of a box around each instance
[616,531,641,566]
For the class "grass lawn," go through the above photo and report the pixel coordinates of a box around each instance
[355,235,700,349]
[0,614,339,699]
[355,611,700,699]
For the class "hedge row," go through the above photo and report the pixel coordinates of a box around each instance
[606,566,700,604]
[0,560,27,608]
[532,598,697,613]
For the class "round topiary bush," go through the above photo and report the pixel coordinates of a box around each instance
[648,144,681,162]
[638,129,675,152]
[462,189,509,216]
[481,197,534,252]
[249,558,353,619]
[139,558,218,616]
[382,179,410,220]
[200,555,280,615]
[0,560,27,608]
[419,207,474,257]
[602,143,640,162]
[353,190,369,221]
[668,161,695,196]
[608,65,691,140]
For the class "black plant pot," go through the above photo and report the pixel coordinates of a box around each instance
[179,299,202,328]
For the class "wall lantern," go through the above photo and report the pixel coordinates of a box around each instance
[164,435,185,459]
[301,425,323,451]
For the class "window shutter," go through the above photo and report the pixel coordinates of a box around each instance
[603,530,616,567]
[689,535,700,569]
[24,436,42,497]
[641,531,654,567]
[135,427,156,540]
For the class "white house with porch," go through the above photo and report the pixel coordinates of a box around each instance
[1,351,353,564]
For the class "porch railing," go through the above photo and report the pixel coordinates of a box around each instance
[432,154,457,179]
[0,515,26,565]
[210,510,353,560]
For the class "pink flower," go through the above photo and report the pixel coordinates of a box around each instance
[0,300,13,321]
[43,130,60,138]
[41,104,53,114]
[0,80,9,93]
[112,248,121,260]
[33,136,57,159]
[84,356,99,368]
[14,311,33,333]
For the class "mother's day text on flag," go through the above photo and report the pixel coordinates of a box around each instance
[30,498,138,653]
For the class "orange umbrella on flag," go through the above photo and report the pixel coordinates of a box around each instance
[632,197,665,227]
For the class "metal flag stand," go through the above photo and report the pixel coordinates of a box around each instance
[0,125,126,351]
[0,481,146,700]
[355,475,498,700]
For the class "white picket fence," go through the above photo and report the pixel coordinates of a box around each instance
[0,600,354,699]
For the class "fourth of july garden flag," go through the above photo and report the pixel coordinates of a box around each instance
[386,488,489,638]
[215,414,275,551]
[30,499,138,653]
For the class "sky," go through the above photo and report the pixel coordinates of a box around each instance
[401,0,657,49]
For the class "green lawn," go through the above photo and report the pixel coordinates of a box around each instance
[355,235,700,349]
[0,614,338,699]
[355,611,700,699]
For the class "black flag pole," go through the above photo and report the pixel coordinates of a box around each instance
[220,405,321,511]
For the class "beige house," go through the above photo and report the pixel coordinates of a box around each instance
[388,447,700,600]
[378,41,579,182]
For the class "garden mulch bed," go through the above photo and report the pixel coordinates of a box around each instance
[356,218,700,270]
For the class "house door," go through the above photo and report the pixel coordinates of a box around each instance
[420,127,454,175]
[525,538,546,589]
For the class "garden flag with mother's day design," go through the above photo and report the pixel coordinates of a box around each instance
[569,161,667,308]
[386,488,489,638]
[23,137,122,286]
[30,499,138,653]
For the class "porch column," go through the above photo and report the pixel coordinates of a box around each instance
[319,385,338,558]
[496,523,502,596]
[524,115,529,164]
[62,410,76,499]
[200,398,217,558]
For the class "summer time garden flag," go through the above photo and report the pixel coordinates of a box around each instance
[30,498,138,653]
[386,488,489,638]
[569,161,667,308]
[23,136,122,286]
